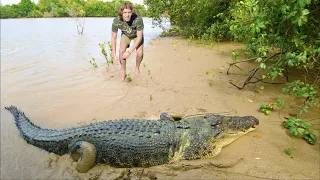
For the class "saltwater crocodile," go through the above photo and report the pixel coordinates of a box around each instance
[5,106,259,173]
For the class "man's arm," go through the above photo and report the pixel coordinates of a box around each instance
[128,30,143,53]
[111,31,117,57]
[111,18,119,63]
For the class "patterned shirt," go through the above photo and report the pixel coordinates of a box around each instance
[112,15,144,39]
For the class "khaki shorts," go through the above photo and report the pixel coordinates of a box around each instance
[121,34,144,49]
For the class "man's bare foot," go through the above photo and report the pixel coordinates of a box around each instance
[121,73,127,81]
[135,68,140,77]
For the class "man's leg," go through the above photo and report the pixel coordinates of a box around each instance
[120,35,131,80]
[135,38,144,77]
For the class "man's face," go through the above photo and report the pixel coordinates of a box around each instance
[122,8,132,22]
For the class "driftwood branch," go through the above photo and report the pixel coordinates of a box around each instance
[227,57,257,75]
[228,53,282,89]
[229,67,260,89]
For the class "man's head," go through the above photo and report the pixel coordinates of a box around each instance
[119,3,135,22]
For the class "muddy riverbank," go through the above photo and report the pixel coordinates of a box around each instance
[1,37,319,180]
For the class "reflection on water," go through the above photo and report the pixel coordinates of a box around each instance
[1,18,163,179]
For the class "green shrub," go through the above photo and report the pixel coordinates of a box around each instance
[283,117,317,145]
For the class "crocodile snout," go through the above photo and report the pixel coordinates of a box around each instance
[251,116,259,128]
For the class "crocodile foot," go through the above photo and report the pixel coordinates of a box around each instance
[69,141,97,173]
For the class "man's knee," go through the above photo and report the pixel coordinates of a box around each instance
[120,48,126,54]
[119,48,126,55]
[136,50,143,58]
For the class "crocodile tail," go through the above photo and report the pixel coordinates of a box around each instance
[5,105,41,137]
[5,106,71,155]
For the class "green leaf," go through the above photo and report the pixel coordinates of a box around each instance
[256,57,262,62]
[297,128,305,136]
[260,63,266,69]
[277,98,285,105]
[302,9,309,16]
[302,93,310,97]
[283,121,289,129]
[289,128,298,136]
[298,18,302,26]
[287,121,294,127]
[300,107,308,114]
[285,148,292,156]
[265,110,272,115]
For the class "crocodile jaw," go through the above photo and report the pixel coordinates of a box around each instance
[212,127,256,150]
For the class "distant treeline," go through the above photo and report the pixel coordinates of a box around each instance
[0,0,149,19]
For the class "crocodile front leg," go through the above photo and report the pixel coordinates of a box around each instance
[69,141,97,173]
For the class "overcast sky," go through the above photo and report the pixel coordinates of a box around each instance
[0,0,144,5]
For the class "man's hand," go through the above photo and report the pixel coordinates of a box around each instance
[113,55,119,64]
[122,51,131,60]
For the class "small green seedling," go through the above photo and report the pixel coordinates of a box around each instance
[259,104,273,115]
[88,54,97,67]
[150,95,153,101]
[208,74,215,86]
[148,68,151,75]
[107,41,113,64]
[205,68,209,75]
[285,140,297,157]
[90,58,97,67]
[126,73,132,82]
[285,148,293,156]
[231,49,240,62]
[259,98,284,115]
[208,79,213,86]
[98,42,108,64]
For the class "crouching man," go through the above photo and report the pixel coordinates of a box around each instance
[111,2,144,81]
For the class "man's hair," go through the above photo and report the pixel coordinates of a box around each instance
[118,2,136,20]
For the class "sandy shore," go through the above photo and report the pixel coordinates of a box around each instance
[1,37,319,180]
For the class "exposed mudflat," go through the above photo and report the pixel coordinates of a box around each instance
[1,37,319,180]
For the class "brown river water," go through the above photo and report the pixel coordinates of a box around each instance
[1,18,319,180]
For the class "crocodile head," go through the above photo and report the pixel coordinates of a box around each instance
[207,114,259,145]
[179,114,259,160]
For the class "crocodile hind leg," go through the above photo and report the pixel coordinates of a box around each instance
[69,141,97,173]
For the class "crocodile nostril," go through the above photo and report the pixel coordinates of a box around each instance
[251,116,259,127]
